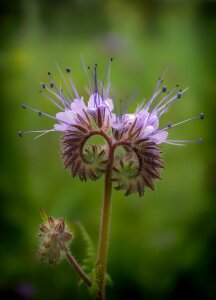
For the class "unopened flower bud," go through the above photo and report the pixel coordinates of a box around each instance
[48,216,55,227]
[39,224,49,233]
[63,232,73,242]
[54,218,65,233]
[38,212,73,266]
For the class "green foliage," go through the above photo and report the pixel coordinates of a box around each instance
[76,221,96,273]
[76,222,112,296]
[76,221,99,296]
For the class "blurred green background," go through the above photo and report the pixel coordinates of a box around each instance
[0,0,215,299]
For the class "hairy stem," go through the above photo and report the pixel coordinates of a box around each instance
[65,249,92,287]
[96,142,115,300]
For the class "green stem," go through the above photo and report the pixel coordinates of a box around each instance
[96,145,114,300]
[65,249,92,287]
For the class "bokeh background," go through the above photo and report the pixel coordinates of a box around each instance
[1,0,216,299]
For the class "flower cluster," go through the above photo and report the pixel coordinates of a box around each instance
[19,59,204,196]
[38,215,73,265]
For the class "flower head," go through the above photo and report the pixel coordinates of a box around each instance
[19,58,203,197]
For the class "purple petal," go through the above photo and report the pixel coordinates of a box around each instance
[149,131,168,144]
[104,98,114,111]
[54,124,69,131]
[70,98,86,114]
[56,111,74,124]
[147,113,159,129]
[88,93,102,109]
[141,125,155,138]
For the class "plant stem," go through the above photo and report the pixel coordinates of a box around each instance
[65,249,92,287]
[96,145,114,300]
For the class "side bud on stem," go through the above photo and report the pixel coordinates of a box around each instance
[38,215,72,265]
[38,211,92,287]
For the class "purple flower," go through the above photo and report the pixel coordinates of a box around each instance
[19,59,203,196]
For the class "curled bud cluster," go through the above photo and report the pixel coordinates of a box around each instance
[112,141,163,197]
[38,216,73,265]
[61,131,108,181]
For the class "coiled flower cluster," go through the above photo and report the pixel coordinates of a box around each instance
[19,59,204,197]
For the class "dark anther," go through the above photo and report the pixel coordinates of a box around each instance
[176,84,179,87]
[50,82,54,88]
[162,86,167,93]
[18,130,23,137]
[42,83,46,89]
[179,89,182,92]
[200,113,204,120]
[198,138,203,143]
[48,71,51,76]
[95,64,98,67]
[167,123,172,128]
[88,66,90,70]
[66,68,70,73]
[21,104,26,109]
[177,92,181,99]
[38,111,42,116]
[111,57,113,61]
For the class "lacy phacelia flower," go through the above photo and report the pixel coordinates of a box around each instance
[19,59,204,196]
[38,215,73,265]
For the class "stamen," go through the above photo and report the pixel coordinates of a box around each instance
[167,138,202,143]
[119,99,123,121]
[47,72,71,107]
[21,104,71,125]
[158,113,205,132]
[80,54,93,93]
[145,77,163,110]
[164,138,203,146]
[156,87,189,117]
[121,93,138,116]
[164,141,186,146]
[40,84,65,108]
[94,64,98,93]
[55,61,74,100]
[200,113,204,120]
[34,129,56,139]
[151,87,178,115]
[39,90,64,110]
[85,86,91,96]
[66,67,80,100]
[113,104,119,123]
[18,129,56,138]
[148,85,167,114]
[18,130,24,137]
[162,86,167,93]
[102,58,113,100]
[87,66,94,80]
